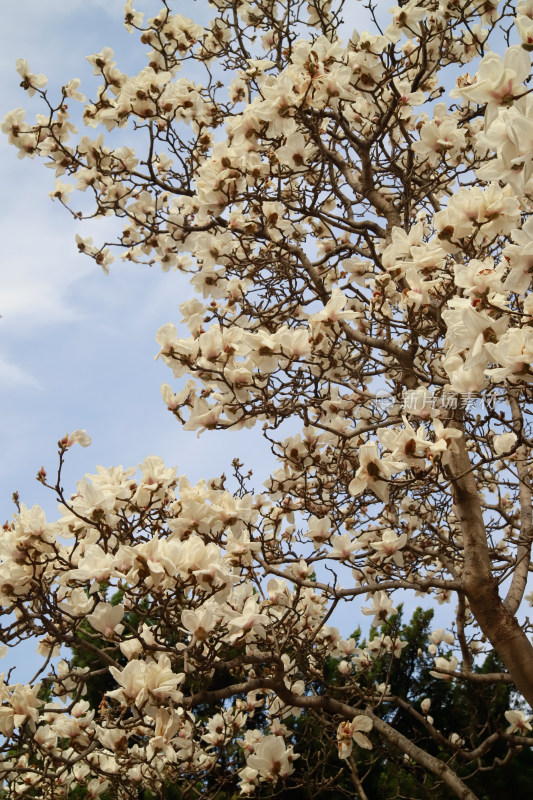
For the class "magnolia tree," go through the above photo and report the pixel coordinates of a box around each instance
[2,0,533,797]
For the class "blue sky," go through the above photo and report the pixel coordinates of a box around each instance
[0,0,275,528]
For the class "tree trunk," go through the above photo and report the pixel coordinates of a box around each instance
[449,424,533,708]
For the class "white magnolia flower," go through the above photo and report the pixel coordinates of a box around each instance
[15,59,47,96]
[307,515,332,546]
[385,2,426,43]
[349,442,406,503]
[503,217,533,294]
[86,602,125,639]
[246,735,298,780]
[429,628,455,646]
[450,45,531,127]
[107,655,184,707]
[181,606,218,643]
[485,327,533,383]
[63,430,92,448]
[337,716,373,759]
[505,709,532,735]
[226,597,270,642]
[430,656,459,680]
[361,591,398,627]
[369,529,408,566]
[493,432,518,455]
[308,289,358,337]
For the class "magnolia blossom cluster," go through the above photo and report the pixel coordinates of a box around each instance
[3,0,533,797]
[0,446,400,797]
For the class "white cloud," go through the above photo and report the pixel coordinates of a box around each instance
[0,190,92,331]
[0,352,41,390]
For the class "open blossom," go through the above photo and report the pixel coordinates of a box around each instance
[430,656,459,680]
[86,602,125,639]
[450,46,531,126]
[412,107,467,165]
[493,431,518,455]
[378,417,431,467]
[107,655,184,708]
[337,716,373,759]
[430,419,462,466]
[443,351,488,393]
[389,78,426,118]
[429,628,455,647]
[442,298,509,371]
[308,289,358,338]
[307,515,332,547]
[505,709,532,734]
[0,683,43,736]
[475,99,533,194]
[181,606,219,643]
[503,217,533,294]
[238,766,259,795]
[385,2,426,43]
[147,708,184,761]
[349,442,406,503]
[59,587,94,616]
[369,529,408,566]
[453,257,505,298]
[485,327,533,383]
[245,735,298,781]
[329,533,359,561]
[361,591,398,627]
[62,429,92,448]
[226,597,270,642]
[276,131,316,170]
[434,184,520,251]
[134,456,177,506]
[123,0,144,32]
[367,634,407,659]
[15,59,47,96]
